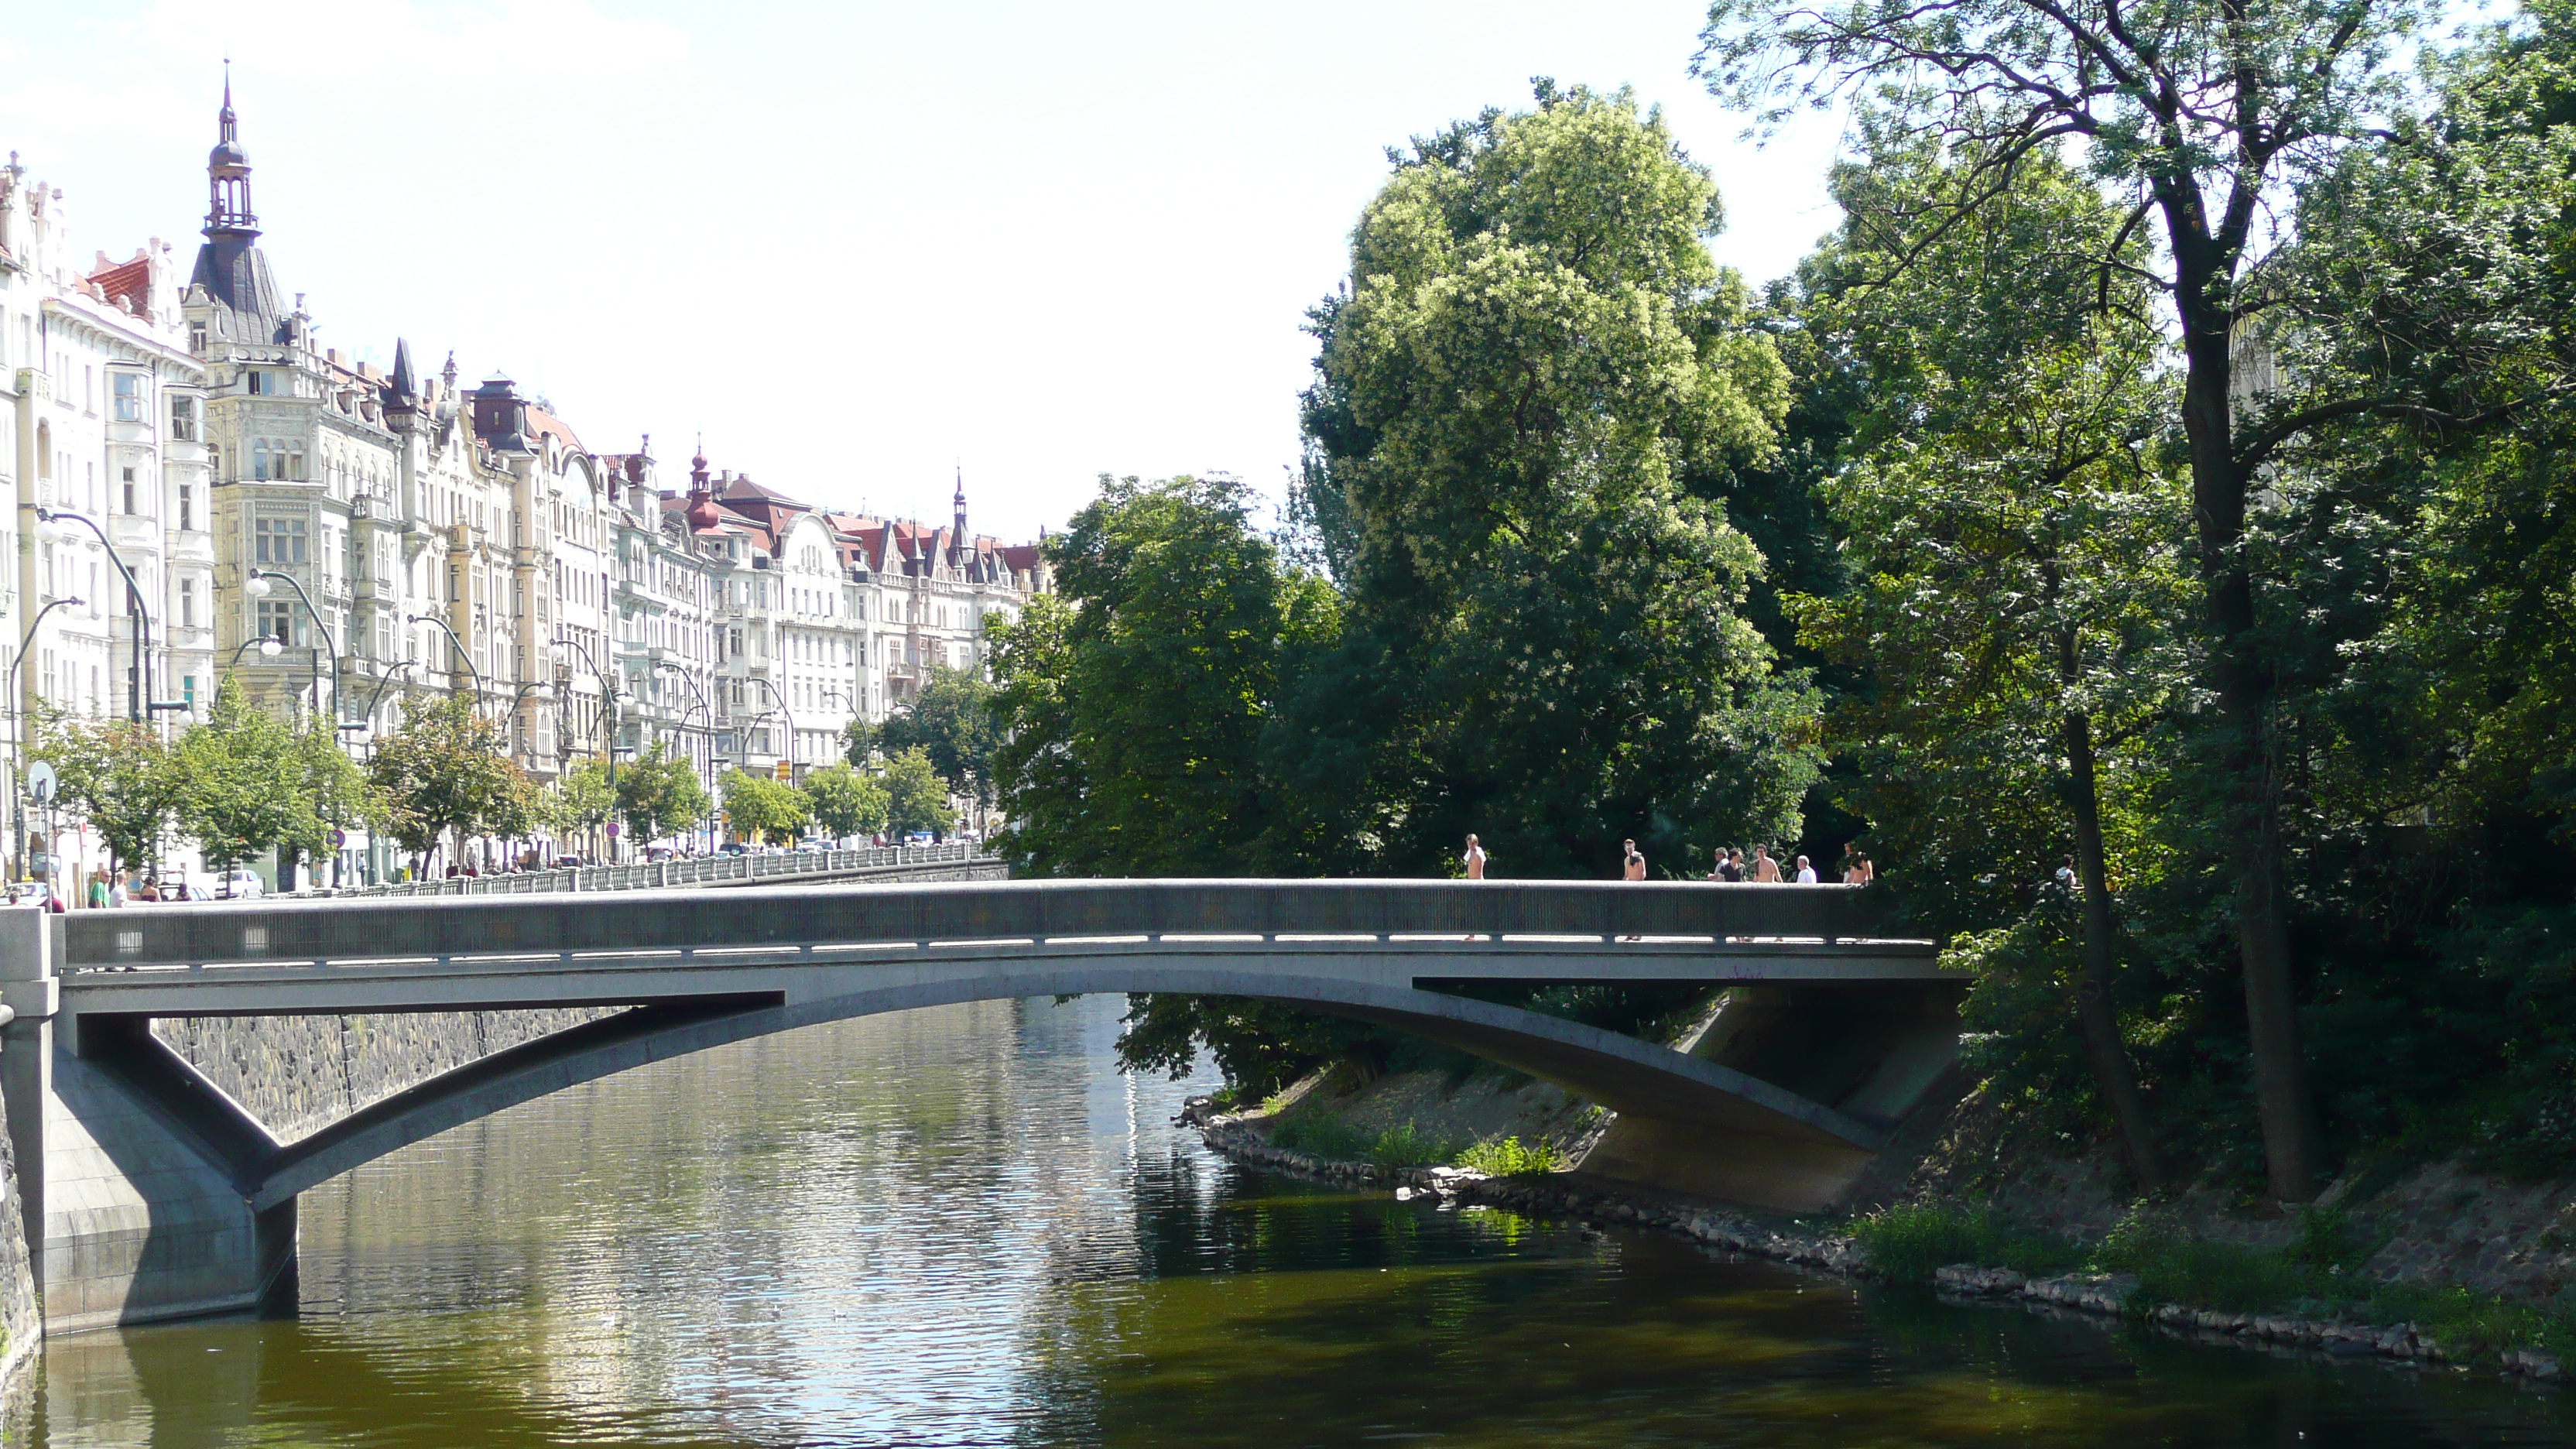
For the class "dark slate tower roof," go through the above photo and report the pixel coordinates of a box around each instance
[190,69,286,345]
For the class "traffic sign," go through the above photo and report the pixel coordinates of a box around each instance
[775,760,793,781]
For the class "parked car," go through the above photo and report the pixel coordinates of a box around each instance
[214,868,266,900]
[719,841,750,856]
[905,831,935,846]
[550,855,583,870]
[644,845,677,862]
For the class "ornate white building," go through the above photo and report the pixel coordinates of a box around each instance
[1,80,1054,881]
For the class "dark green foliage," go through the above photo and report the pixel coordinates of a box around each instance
[1850,1204,2081,1283]
[879,666,997,807]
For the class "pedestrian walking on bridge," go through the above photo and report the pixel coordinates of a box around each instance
[1462,834,1488,880]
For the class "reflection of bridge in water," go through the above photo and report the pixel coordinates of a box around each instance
[1,879,1955,1334]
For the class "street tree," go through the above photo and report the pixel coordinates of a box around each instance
[880,746,957,839]
[720,769,809,844]
[36,711,185,881]
[802,762,889,841]
[282,713,380,886]
[617,742,711,845]
[175,680,303,882]
[543,759,615,847]
[882,665,999,808]
[368,695,532,875]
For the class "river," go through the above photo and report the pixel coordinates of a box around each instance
[22,994,2576,1447]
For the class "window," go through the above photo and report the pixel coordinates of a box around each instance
[258,598,301,645]
[179,483,194,532]
[179,578,196,629]
[189,323,207,354]
[111,372,144,423]
[254,516,308,564]
[286,443,305,481]
[121,467,137,515]
[245,369,268,396]
[170,394,198,441]
[253,440,271,481]
[182,675,197,709]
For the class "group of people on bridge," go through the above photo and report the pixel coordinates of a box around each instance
[1456,834,1873,884]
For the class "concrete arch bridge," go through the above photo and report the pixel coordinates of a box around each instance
[0,879,1952,1334]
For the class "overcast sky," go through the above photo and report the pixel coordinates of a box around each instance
[2,0,1849,541]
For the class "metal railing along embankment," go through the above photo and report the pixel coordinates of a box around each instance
[321,842,988,901]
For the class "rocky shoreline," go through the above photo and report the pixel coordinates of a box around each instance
[1191,1108,2566,1382]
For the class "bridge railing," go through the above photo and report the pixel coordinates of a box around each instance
[58,879,1912,974]
[319,842,984,900]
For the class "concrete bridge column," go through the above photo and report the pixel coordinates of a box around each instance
[2,913,289,1334]
[0,910,53,1362]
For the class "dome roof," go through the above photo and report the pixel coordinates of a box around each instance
[209,139,248,170]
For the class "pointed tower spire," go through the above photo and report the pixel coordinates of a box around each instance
[953,464,968,541]
[204,62,256,236]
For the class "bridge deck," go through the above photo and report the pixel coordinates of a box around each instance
[51,879,1937,1020]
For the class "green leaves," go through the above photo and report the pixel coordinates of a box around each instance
[719,769,809,844]
[366,694,533,865]
[802,762,889,841]
[879,666,997,807]
[615,742,711,844]
[1300,83,1817,876]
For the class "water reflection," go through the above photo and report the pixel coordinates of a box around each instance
[25,995,2576,1447]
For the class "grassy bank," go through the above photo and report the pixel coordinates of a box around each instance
[1855,1203,2574,1362]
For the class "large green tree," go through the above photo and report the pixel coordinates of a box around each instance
[882,666,999,809]
[1794,143,2190,1184]
[988,475,1334,876]
[1694,0,2576,1201]
[1295,82,1817,879]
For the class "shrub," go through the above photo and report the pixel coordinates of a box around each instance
[1269,1115,1368,1159]
[1368,1119,1464,1168]
[1454,1136,1565,1177]
[1851,1204,2081,1283]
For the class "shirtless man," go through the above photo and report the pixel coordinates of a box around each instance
[1462,834,1488,880]
[1749,844,1783,883]
[1622,839,1646,880]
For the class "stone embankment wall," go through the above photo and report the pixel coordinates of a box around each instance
[0,1117,36,1383]
[153,1010,617,1143]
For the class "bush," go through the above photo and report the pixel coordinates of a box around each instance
[1368,1120,1464,1169]
[1454,1136,1566,1177]
[1850,1204,2081,1283]
[1268,1114,1369,1159]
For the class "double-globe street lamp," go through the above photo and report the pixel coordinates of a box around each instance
[552,632,622,860]
[653,661,718,856]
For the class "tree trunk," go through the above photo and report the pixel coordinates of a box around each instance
[2060,702,2167,1187]
[2167,214,2325,1201]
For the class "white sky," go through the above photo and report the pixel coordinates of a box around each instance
[2,0,1848,541]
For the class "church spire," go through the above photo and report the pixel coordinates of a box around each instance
[204,62,257,237]
[953,464,968,540]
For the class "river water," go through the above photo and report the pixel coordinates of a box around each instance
[25,994,2576,1447]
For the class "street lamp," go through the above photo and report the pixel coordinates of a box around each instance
[228,635,286,666]
[553,632,621,858]
[655,662,718,855]
[9,594,84,882]
[406,613,481,707]
[37,509,184,721]
[745,674,795,783]
[248,567,339,724]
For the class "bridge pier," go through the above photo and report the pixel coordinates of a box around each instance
[0,912,292,1338]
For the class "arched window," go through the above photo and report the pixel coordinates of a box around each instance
[287,443,305,481]
[253,440,271,481]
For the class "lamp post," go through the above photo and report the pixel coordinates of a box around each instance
[407,613,481,709]
[247,567,339,724]
[358,658,417,746]
[745,675,795,783]
[553,632,620,858]
[227,635,286,667]
[655,662,718,855]
[38,509,185,724]
[9,594,84,883]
